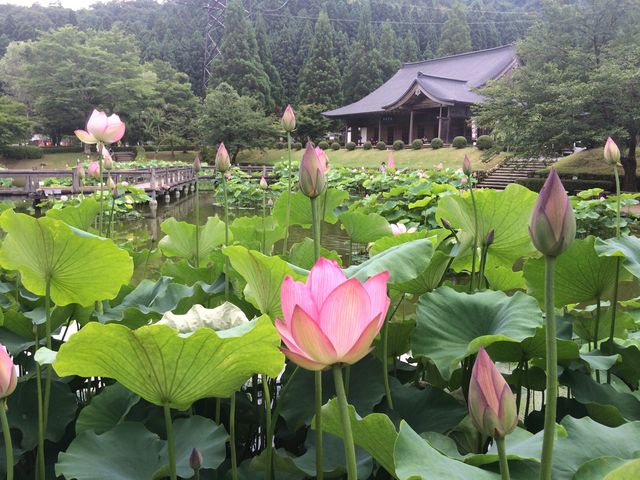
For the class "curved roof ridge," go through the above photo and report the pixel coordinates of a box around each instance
[417,72,467,83]
[401,43,516,69]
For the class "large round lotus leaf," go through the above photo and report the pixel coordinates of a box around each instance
[273,188,349,228]
[524,236,622,307]
[75,383,140,435]
[46,197,100,231]
[53,315,284,410]
[435,184,538,269]
[230,216,285,255]
[394,422,499,480]
[159,216,228,266]
[339,211,392,244]
[596,235,640,279]
[412,287,543,378]
[0,210,133,306]
[574,457,640,480]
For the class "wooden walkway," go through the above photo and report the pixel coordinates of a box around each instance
[0,164,275,200]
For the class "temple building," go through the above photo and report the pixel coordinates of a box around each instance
[323,45,519,145]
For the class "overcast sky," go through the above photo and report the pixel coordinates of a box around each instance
[2,1,110,9]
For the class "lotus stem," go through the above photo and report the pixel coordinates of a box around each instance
[614,167,621,238]
[106,186,116,239]
[221,174,230,299]
[195,178,200,268]
[310,196,321,261]
[332,365,357,480]
[261,190,267,255]
[282,132,292,255]
[43,277,53,463]
[594,296,601,383]
[540,255,557,480]
[262,376,273,480]
[382,294,404,410]
[230,393,238,480]
[468,179,479,292]
[214,397,221,425]
[0,400,13,480]
[98,147,104,236]
[496,437,510,480]
[607,166,622,383]
[34,326,45,480]
[163,405,177,480]
[315,370,324,480]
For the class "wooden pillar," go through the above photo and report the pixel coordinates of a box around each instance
[72,170,79,193]
[445,107,451,144]
[378,116,382,142]
[437,106,443,140]
[408,110,414,143]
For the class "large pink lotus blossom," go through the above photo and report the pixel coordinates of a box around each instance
[75,109,125,145]
[390,223,416,235]
[0,345,17,399]
[276,258,390,371]
[87,160,100,179]
[468,348,517,439]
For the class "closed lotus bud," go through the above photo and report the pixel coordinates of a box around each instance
[299,142,327,198]
[529,169,576,257]
[0,344,17,399]
[102,147,114,171]
[190,447,203,471]
[281,104,296,132]
[604,137,620,166]
[267,197,273,207]
[485,229,495,246]
[441,218,453,230]
[260,176,268,190]
[193,155,201,172]
[468,348,517,439]
[87,160,100,180]
[107,176,116,193]
[215,142,230,172]
[463,155,472,176]
[76,162,85,180]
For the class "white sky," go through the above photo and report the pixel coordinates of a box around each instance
[1,1,107,9]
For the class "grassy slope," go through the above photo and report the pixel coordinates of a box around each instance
[546,147,640,175]
[238,146,502,171]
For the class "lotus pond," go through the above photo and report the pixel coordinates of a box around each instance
[0,143,639,480]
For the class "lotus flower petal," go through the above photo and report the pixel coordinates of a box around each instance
[307,258,347,308]
[74,129,97,144]
[281,276,317,324]
[339,315,381,365]
[363,271,391,323]
[280,347,326,371]
[291,305,337,364]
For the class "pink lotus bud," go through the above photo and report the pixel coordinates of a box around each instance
[75,109,126,145]
[441,218,453,230]
[387,151,395,169]
[276,258,390,371]
[102,146,113,171]
[436,162,443,170]
[193,155,201,172]
[190,447,202,471]
[461,177,468,185]
[107,176,116,193]
[463,155,472,176]
[281,104,296,132]
[0,345,17,399]
[468,348,517,439]
[267,197,273,207]
[390,223,406,235]
[76,162,85,180]
[215,143,230,172]
[87,161,100,180]
[604,137,620,166]
[259,176,268,190]
[299,142,327,198]
[529,169,576,257]
[485,229,495,246]
[225,171,232,181]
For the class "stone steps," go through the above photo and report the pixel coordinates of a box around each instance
[477,158,556,189]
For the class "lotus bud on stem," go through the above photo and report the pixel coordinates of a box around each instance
[281,105,296,255]
[190,447,202,480]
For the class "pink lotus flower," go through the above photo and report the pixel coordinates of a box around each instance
[387,151,395,169]
[299,143,327,198]
[193,155,202,172]
[281,104,296,132]
[603,137,620,166]
[468,348,517,439]
[87,161,100,179]
[529,169,575,257]
[75,109,125,145]
[390,223,417,235]
[276,258,390,371]
[215,143,231,172]
[461,177,468,185]
[0,345,17,399]
[436,162,444,170]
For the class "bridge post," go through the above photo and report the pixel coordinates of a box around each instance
[150,168,157,190]
[149,198,158,219]
[72,170,80,194]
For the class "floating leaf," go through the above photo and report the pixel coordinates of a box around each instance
[339,211,391,244]
[159,216,228,266]
[53,316,284,410]
[0,210,133,306]
[574,457,640,480]
[392,250,451,295]
[289,238,342,270]
[369,231,426,257]
[412,287,543,378]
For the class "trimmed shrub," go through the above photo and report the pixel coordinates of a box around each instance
[0,146,44,159]
[331,142,340,151]
[275,142,286,150]
[293,142,303,150]
[318,140,330,150]
[476,135,494,151]
[412,139,423,150]
[134,146,146,159]
[516,177,615,193]
[42,146,83,154]
[431,138,444,149]
[363,141,372,150]
[346,141,357,151]
[393,140,405,151]
[452,136,468,148]
[376,141,387,151]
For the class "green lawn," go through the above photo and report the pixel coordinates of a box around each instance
[546,148,640,175]
[238,146,502,171]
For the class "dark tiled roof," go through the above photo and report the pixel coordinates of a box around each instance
[324,44,518,118]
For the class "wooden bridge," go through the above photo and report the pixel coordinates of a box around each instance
[0,164,275,200]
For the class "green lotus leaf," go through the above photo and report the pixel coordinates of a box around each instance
[230,215,285,255]
[392,250,451,295]
[485,265,526,291]
[394,421,499,480]
[0,210,133,307]
[436,184,538,269]
[339,211,392,244]
[53,315,284,410]
[161,258,223,286]
[223,245,302,318]
[289,238,342,270]
[412,287,543,378]
[273,188,349,228]
[463,427,542,466]
[369,231,426,257]
[46,197,100,231]
[345,238,434,284]
[575,457,640,480]
[157,301,249,333]
[75,383,140,435]
[158,216,228,266]
[524,237,622,307]
[595,235,640,279]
